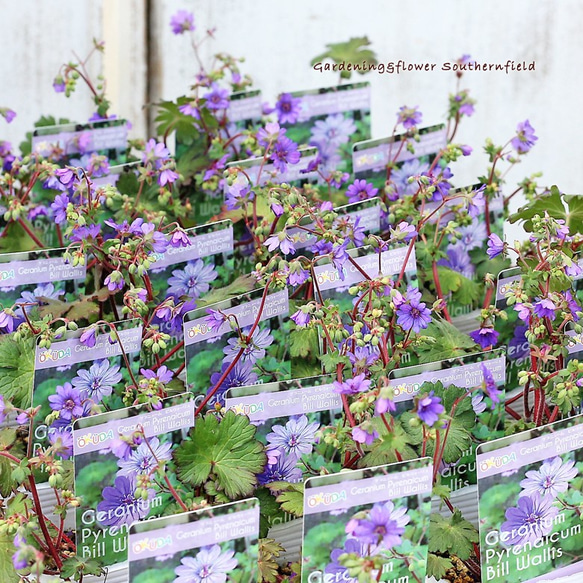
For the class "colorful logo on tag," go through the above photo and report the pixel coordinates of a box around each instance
[230,402,265,416]
[132,535,173,554]
[0,269,15,281]
[306,490,347,508]
[38,348,72,364]
[186,322,211,339]
[392,382,421,397]
[76,430,115,449]
[479,452,517,473]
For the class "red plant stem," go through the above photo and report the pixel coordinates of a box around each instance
[28,476,63,569]
[548,406,560,423]
[432,261,452,323]
[153,340,185,368]
[396,236,417,287]
[505,405,521,420]
[18,219,45,248]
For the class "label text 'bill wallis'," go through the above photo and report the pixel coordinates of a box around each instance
[313,60,536,75]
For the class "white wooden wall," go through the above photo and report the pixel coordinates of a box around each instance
[1,0,581,217]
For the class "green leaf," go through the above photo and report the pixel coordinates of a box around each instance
[0,335,35,408]
[417,319,475,364]
[436,267,480,305]
[259,538,285,583]
[508,186,566,231]
[428,510,479,560]
[266,481,304,517]
[0,532,18,583]
[320,352,351,374]
[175,410,266,499]
[359,419,418,467]
[155,100,200,144]
[426,553,453,580]
[290,327,319,359]
[311,37,378,79]
[0,457,14,497]
[195,275,257,308]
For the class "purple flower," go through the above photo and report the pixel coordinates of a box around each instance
[565,290,581,321]
[348,345,379,371]
[257,122,283,147]
[437,245,474,279]
[351,500,410,549]
[140,222,169,253]
[48,382,85,420]
[375,394,396,416]
[271,136,300,173]
[117,437,172,476]
[500,493,559,546]
[70,224,101,243]
[487,233,505,259]
[397,106,422,129]
[209,360,258,405]
[264,232,296,255]
[291,308,310,327]
[514,303,530,321]
[534,298,556,320]
[3,109,16,124]
[416,391,444,426]
[469,327,499,349]
[0,310,15,333]
[205,309,226,333]
[104,271,125,293]
[72,359,123,403]
[141,365,173,384]
[287,267,309,287]
[167,259,218,299]
[325,539,368,579]
[158,167,179,187]
[17,282,63,314]
[55,167,76,189]
[51,193,70,224]
[53,76,66,93]
[142,139,170,166]
[511,120,538,154]
[97,476,153,527]
[276,93,302,125]
[223,327,274,364]
[481,364,501,406]
[258,452,302,485]
[310,113,356,148]
[331,242,350,279]
[520,457,578,500]
[169,229,191,248]
[48,427,74,459]
[204,83,230,111]
[333,374,371,395]
[267,415,319,456]
[471,393,487,415]
[456,221,488,252]
[345,180,378,204]
[390,159,429,198]
[396,295,432,333]
[170,10,195,34]
[174,545,238,583]
[225,182,253,211]
[391,221,418,242]
[352,425,379,445]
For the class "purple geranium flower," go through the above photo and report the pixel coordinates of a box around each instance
[500,493,559,546]
[208,360,258,406]
[223,327,274,364]
[0,310,15,333]
[520,457,578,500]
[534,298,556,320]
[51,193,70,224]
[396,295,432,333]
[97,476,153,527]
[48,427,74,459]
[345,180,378,204]
[205,309,226,333]
[257,121,283,147]
[416,391,444,426]
[511,120,538,154]
[481,364,502,406]
[275,93,302,125]
[348,345,379,371]
[390,158,429,198]
[79,327,97,347]
[267,415,319,457]
[204,83,230,111]
[174,545,238,583]
[469,327,499,349]
[437,245,474,279]
[48,382,85,420]
[264,232,296,255]
[258,452,302,485]
[397,105,422,129]
[170,10,195,34]
[310,113,356,147]
[333,373,371,395]
[117,437,172,477]
[291,308,310,327]
[351,500,410,549]
[487,233,505,259]
[169,229,191,248]
[17,282,64,314]
[72,359,123,403]
[141,365,173,384]
[167,260,218,299]
[271,135,300,173]
[352,425,379,445]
